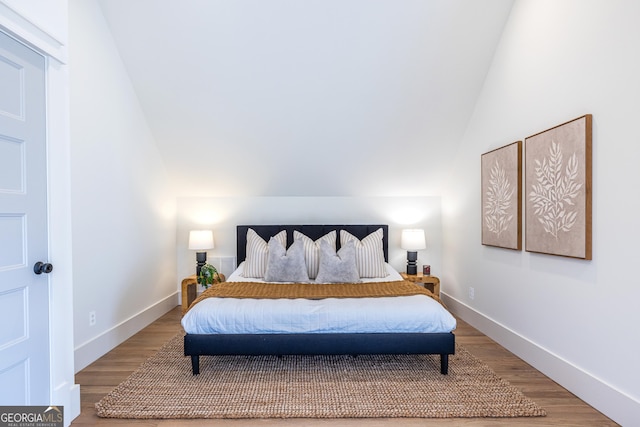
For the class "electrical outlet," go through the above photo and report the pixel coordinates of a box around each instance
[468,287,475,300]
[89,311,96,326]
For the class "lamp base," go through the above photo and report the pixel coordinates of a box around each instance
[196,251,207,277]
[406,251,418,275]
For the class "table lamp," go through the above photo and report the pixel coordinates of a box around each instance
[188,230,214,276]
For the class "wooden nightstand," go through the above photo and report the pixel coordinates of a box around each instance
[181,273,225,315]
[401,272,442,304]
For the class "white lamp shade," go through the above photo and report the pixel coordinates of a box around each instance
[401,229,426,250]
[188,230,214,250]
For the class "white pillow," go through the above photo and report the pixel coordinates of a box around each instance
[340,228,388,278]
[264,238,309,282]
[293,230,337,279]
[242,229,287,278]
[315,240,360,284]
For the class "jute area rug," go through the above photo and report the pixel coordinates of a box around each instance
[96,333,546,419]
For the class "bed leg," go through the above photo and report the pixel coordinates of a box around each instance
[440,354,449,375]
[191,355,200,375]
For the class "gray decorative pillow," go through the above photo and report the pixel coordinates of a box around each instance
[242,229,286,278]
[315,239,361,284]
[293,230,337,279]
[264,238,310,283]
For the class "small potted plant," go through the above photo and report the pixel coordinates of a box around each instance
[198,263,221,289]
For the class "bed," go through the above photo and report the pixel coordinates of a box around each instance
[182,224,456,375]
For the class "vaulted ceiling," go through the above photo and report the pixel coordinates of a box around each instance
[97,0,513,197]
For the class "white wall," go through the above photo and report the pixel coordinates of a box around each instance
[176,197,441,290]
[0,0,67,61]
[442,1,640,424]
[1,0,67,39]
[69,0,177,371]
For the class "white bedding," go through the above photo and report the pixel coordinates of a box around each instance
[181,263,456,335]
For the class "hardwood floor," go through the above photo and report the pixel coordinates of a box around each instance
[72,306,618,426]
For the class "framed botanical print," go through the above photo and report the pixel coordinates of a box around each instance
[481,141,522,250]
[524,115,592,259]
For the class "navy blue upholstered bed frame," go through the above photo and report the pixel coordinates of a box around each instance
[184,224,455,375]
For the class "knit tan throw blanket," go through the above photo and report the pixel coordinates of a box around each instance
[188,280,435,313]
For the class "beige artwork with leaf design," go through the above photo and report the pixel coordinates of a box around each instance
[525,115,592,259]
[481,141,522,250]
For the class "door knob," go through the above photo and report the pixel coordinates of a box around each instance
[34,262,53,275]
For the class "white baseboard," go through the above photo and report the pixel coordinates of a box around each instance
[442,293,640,427]
[52,381,80,427]
[74,292,179,373]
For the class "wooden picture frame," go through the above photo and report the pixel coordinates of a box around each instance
[525,115,592,259]
[481,141,522,250]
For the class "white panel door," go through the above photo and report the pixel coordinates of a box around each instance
[0,31,50,404]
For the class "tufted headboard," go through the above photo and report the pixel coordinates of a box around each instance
[236,224,389,263]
